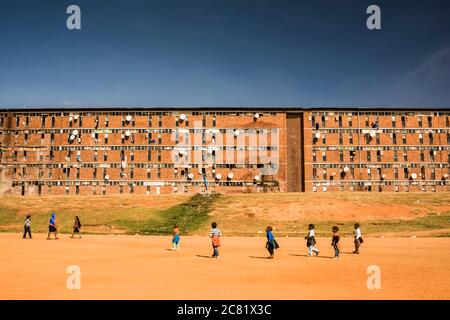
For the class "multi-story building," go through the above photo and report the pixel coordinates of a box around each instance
[0,107,449,195]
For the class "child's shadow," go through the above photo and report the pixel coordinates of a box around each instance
[289,254,334,259]
[249,256,271,259]
[196,255,213,259]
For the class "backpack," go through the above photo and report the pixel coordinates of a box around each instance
[274,240,280,249]
[306,236,316,247]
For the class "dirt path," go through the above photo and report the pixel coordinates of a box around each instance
[0,233,449,299]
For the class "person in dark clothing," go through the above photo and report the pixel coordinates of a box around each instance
[23,215,32,239]
[331,226,341,258]
[71,216,82,239]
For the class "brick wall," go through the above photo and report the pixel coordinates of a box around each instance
[303,110,450,193]
[1,109,449,195]
[0,110,286,195]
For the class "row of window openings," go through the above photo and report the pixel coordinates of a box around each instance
[19,132,163,145]
[314,185,438,193]
[19,182,251,196]
[12,166,442,182]
[312,167,440,180]
[18,185,131,196]
[312,150,447,162]
[312,115,450,128]
[10,149,268,162]
[13,150,160,162]
[15,180,271,189]
[17,132,447,146]
[3,114,450,129]
[313,133,447,145]
[3,111,275,119]
[20,132,222,145]
[7,113,276,129]
[14,167,158,180]
[6,163,270,173]
[4,115,217,129]
[13,167,244,180]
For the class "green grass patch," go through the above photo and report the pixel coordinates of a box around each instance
[113,194,220,235]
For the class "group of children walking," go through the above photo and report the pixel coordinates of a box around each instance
[22,213,82,240]
[170,222,363,259]
[171,221,223,257]
[23,214,363,259]
[298,223,363,258]
[272,223,363,259]
[269,223,362,259]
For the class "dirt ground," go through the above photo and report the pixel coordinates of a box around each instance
[0,233,449,300]
[213,194,450,222]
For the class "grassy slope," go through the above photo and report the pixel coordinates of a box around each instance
[0,193,449,237]
[113,194,218,234]
[204,193,450,236]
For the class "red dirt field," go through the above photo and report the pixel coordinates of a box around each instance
[0,233,449,300]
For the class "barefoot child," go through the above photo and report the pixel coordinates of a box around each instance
[47,212,59,240]
[210,222,221,258]
[331,226,341,258]
[265,226,278,259]
[23,215,32,239]
[71,216,81,238]
[171,224,180,250]
[305,224,319,256]
[353,223,363,254]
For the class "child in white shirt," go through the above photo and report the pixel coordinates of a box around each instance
[353,223,363,254]
[305,224,320,256]
[23,215,32,239]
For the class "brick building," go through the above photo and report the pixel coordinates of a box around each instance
[0,107,449,195]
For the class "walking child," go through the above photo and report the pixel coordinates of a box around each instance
[23,215,32,239]
[265,226,279,259]
[353,223,363,254]
[210,222,221,258]
[331,226,341,258]
[305,224,319,256]
[71,216,82,238]
[47,212,59,240]
[171,224,180,250]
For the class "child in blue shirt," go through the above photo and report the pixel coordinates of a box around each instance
[265,226,278,259]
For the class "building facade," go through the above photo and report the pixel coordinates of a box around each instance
[0,108,449,195]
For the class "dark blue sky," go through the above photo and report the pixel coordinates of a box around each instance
[0,0,449,108]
